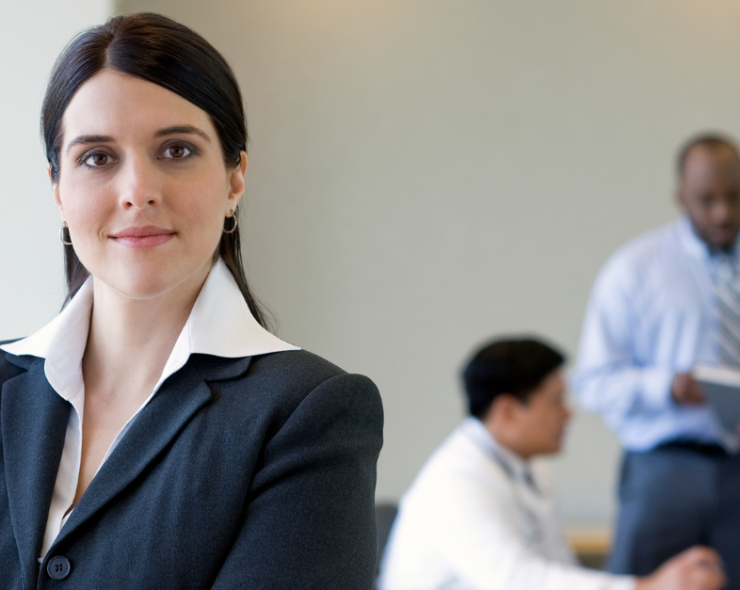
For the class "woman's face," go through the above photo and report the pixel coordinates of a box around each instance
[54,69,246,301]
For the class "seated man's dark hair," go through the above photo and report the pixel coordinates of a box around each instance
[462,337,566,419]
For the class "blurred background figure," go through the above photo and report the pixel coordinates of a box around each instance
[572,135,740,586]
[378,337,725,590]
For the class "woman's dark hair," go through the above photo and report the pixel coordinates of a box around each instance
[42,12,268,328]
[462,337,566,419]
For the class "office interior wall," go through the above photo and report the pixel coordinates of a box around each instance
[0,1,114,338]
[85,0,740,524]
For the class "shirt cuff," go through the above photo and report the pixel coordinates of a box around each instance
[640,367,675,410]
[610,576,637,590]
[590,573,637,590]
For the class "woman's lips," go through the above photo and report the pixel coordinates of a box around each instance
[110,226,176,248]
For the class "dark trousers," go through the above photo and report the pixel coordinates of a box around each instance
[609,444,740,589]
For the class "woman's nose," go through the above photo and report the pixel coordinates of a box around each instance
[117,157,163,210]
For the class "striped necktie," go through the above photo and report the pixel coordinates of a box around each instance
[716,254,740,368]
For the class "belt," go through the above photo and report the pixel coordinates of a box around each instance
[658,440,729,457]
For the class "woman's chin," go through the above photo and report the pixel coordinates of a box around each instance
[90,260,211,304]
[93,272,185,302]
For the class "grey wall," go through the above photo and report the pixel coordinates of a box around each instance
[21,0,740,525]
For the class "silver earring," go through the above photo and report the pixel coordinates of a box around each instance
[223,211,238,234]
[59,221,73,245]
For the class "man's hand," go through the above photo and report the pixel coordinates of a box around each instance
[671,372,705,405]
[635,546,726,590]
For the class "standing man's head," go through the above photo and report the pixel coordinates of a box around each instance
[677,134,740,251]
[462,337,569,459]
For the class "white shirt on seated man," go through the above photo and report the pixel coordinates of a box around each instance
[377,338,725,590]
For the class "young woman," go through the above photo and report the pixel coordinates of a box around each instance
[0,13,382,589]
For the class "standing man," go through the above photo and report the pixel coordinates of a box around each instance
[572,134,740,586]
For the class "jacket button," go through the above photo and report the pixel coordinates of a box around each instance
[47,556,71,580]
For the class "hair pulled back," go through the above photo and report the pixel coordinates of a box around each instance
[42,12,268,328]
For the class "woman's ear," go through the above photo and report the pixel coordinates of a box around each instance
[226,152,247,212]
[49,166,65,220]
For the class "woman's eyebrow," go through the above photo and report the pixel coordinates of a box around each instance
[64,126,211,155]
[155,125,211,142]
[66,135,114,154]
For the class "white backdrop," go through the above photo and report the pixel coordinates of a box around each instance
[7,0,740,526]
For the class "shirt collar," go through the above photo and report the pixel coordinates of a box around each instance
[0,258,299,400]
[460,416,531,482]
[676,215,740,263]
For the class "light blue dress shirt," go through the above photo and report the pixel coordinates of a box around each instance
[571,217,740,452]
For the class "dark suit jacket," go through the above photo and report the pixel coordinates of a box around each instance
[0,348,383,589]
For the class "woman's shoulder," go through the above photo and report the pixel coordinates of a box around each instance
[245,349,379,403]
[195,348,380,418]
[196,349,383,454]
[249,348,346,381]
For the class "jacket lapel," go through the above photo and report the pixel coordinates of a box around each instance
[51,355,252,550]
[1,358,71,581]
[190,353,252,383]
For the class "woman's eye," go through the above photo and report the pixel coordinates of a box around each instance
[164,145,192,159]
[83,153,110,167]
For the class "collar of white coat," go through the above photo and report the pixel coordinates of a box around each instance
[460,417,531,483]
[0,258,299,401]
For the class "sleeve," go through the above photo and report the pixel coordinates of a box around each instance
[210,372,384,590]
[570,254,675,426]
[422,475,636,590]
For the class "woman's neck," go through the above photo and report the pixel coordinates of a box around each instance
[82,269,208,401]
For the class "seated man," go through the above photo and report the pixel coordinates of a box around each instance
[377,337,725,590]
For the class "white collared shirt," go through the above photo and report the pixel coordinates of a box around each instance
[0,259,299,558]
[377,418,635,590]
